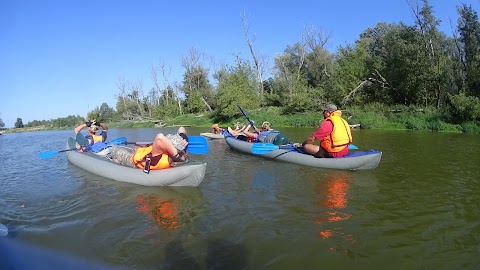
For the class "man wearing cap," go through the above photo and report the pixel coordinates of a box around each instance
[296,104,352,158]
[74,119,108,152]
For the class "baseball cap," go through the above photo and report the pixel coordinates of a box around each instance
[322,104,337,112]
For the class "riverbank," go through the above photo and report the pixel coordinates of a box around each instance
[2,106,479,134]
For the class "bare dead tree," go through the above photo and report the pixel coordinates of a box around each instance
[200,96,213,111]
[242,11,265,99]
[341,69,393,105]
[151,65,161,107]
[115,77,129,114]
[304,25,333,79]
[295,39,307,83]
[130,80,148,117]
[180,48,201,96]
[173,81,183,115]
[159,60,172,106]
[341,80,372,106]
[180,48,214,112]
[304,25,332,52]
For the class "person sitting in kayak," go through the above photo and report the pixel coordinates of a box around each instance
[74,120,108,152]
[211,124,224,134]
[109,127,189,173]
[227,123,249,141]
[295,104,352,158]
[242,121,289,145]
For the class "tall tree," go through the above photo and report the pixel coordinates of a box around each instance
[213,58,258,119]
[408,0,448,108]
[180,48,214,113]
[242,12,269,104]
[457,3,480,98]
[14,118,24,128]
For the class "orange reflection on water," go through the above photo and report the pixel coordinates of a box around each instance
[314,172,353,240]
[136,194,179,229]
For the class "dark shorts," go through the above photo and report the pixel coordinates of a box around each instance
[236,135,249,141]
[314,147,333,158]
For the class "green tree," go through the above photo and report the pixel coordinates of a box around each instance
[411,0,449,108]
[331,42,371,105]
[0,117,4,128]
[458,3,480,98]
[213,58,258,120]
[14,118,24,128]
[87,103,116,122]
[180,48,214,114]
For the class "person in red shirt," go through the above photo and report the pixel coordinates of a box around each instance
[296,104,352,158]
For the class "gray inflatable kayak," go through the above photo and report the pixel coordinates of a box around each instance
[66,137,206,186]
[200,132,224,139]
[224,132,382,170]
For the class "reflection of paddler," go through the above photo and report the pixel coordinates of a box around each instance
[136,194,179,229]
[314,172,352,240]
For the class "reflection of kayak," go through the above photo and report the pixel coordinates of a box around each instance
[224,132,382,170]
[200,132,224,139]
[66,137,207,186]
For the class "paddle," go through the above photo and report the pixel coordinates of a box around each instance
[237,104,258,134]
[251,143,359,155]
[39,148,78,159]
[90,137,127,152]
[121,136,209,155]
[39,137,128,159]
[185,135,209,154]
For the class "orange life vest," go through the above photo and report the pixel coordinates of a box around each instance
[320,112,352,153]
[132,146,171,170]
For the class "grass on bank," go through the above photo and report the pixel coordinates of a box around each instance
[108,105,480,134]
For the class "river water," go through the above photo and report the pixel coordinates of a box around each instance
[0,127,479,269]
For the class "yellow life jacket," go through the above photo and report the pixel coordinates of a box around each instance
[91,134,103,144]
[132,146,171,170]
[320,112,352,153]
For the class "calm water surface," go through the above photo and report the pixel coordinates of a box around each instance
[0,128,479,269]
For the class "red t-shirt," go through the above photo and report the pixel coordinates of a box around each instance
[312,121,349,158]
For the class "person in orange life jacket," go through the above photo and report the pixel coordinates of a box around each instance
[243,121,289,145]
[295,104,352,158]
[109,127,189,172]
[74,120,108,152]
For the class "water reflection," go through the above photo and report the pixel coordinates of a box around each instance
[314,172,353,242]
[136,194,179,230]
[130,187,205,233]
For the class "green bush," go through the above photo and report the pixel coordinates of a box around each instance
[461,121,480,133]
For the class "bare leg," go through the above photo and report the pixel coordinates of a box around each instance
[151,133,178,157]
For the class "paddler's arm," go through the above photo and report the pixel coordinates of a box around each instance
[74,122,88,134]
[97,121,108,132]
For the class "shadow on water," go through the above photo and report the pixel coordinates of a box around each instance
[162,238,250,270]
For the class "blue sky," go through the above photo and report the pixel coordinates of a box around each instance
[1,0,479,128]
